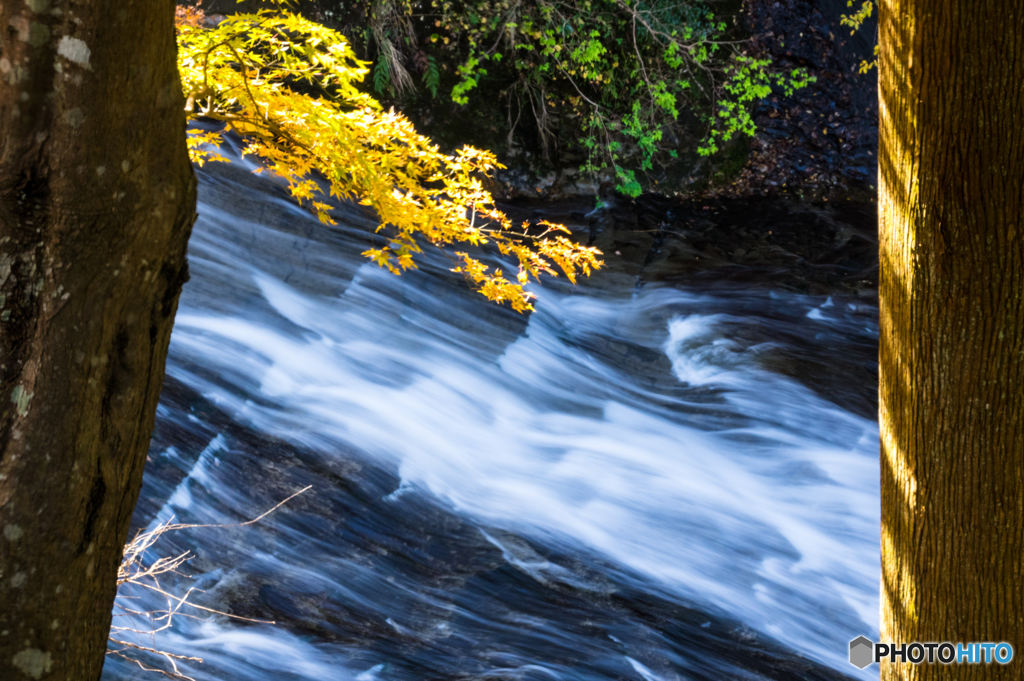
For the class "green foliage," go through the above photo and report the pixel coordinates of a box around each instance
[840,0,873,32]
[841,1,877,72]
[374,54,393,94]
[422,54,441,97]
[177,8,601,311]
[699,58,816,157]
[320,0,815,196]
[451,51,485,104]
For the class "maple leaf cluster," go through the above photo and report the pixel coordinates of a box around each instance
[176,8,602,311]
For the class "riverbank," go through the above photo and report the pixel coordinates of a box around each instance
[485,0,878,201]
[183,0,878,203]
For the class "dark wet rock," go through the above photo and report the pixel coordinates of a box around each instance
[497,194,877,297]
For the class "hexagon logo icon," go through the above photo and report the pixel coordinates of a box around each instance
[849,636,874,669]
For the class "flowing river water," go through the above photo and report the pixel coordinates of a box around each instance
[103,140,880,681]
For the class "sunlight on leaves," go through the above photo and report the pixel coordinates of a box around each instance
[176,8,601,311]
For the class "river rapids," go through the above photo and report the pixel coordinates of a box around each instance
[103,138,880,681]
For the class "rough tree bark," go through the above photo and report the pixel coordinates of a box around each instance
[878,0,1024,679]
[0,0,196,679]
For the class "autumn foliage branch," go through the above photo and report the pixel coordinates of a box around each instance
[176,9,602,311]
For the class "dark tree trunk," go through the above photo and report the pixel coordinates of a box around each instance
[878,0,1024,679]
[0,1,196,679]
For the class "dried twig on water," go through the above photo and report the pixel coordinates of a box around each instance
[108,485,312,680]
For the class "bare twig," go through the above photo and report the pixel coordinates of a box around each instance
[108,486,312,679]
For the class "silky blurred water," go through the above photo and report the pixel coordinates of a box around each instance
[103,142,879,681]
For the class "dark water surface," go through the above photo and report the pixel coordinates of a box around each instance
[103,144,880,681]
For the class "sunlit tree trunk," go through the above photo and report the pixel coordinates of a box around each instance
[878,1,1024,679]
[0,1,195,679]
